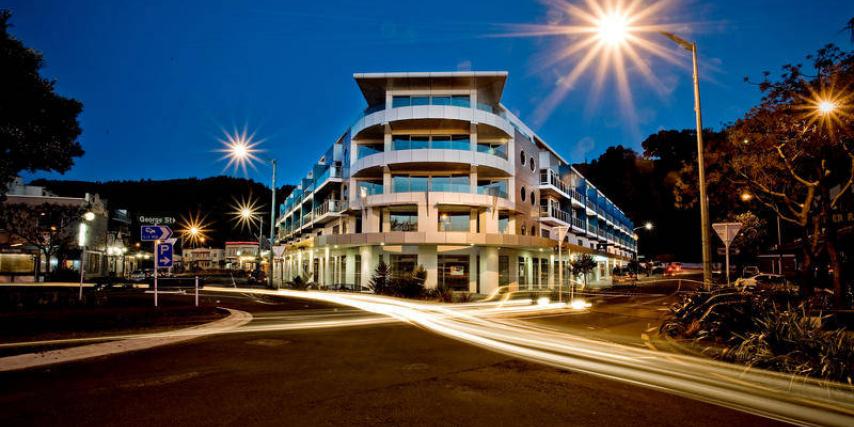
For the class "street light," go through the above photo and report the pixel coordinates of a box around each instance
[585,8,712,286]
[633,222,653,232]
[78,211,95,300]
[220,130,279,288]
[818,100,838,115]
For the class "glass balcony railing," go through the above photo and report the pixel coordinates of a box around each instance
[357,144,384,159]
[539,205,571,224]
[314,199,346,217]
[571,216,585,230]
[476,143,508,159]
[363,104,385,115]
[477,185,508,199]
[392,135,470,151]
[587,223,599,236]
[357,181,383,197]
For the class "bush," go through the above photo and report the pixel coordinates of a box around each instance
[392,265,427,299]
[661,289,853,383]
[286,275,310,290]
[368,260,392,295]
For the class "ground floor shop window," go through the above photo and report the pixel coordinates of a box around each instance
[438,255,469,291]
[518,257,527,290]
[499,255,509,286]
[390,254,417,277]
[540,258,549,288]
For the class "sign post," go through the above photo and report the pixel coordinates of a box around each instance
[712,222,742,287]
[141,225,172,307]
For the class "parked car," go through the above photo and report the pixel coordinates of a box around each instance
[734,273,798,293]
[742,266,760,277]
[128,270,147,282]
[665,262,682,276]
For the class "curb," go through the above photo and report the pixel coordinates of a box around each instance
[0,308,252,372]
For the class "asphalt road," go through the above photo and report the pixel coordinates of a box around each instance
[0,286,786,426]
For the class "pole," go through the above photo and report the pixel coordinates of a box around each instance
[268,159,277,288]
[154,238,159,308]
[195,275,199,307]
[724,242,731,287]
[691,43,713,289]
[558,240,563,304]
[78,246,85,301]
[776,216,783,274]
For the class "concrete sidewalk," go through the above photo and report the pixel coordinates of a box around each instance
[0,308,252,372]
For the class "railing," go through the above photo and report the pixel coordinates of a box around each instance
[357,181,383,196]
[392,136,470,151]
[587,223,599,236]
[357,144,384,159]
[477,184,509,199]
[476,143,509,159]
[571,216,585,230]
[539,205,572,224]
[314,199,346,218]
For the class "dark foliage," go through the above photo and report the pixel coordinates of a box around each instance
[661,289,853,383]
[368,259,392,295]
[370,262,428,299]
[286,275,310,290]
[0,10,84,195]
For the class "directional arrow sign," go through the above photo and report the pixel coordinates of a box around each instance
[141,225,173,241]
[157,242,173,268]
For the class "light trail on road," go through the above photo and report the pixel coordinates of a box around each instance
[204,286,854,427]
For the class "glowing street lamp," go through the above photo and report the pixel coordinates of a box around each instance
[818,100,838,115]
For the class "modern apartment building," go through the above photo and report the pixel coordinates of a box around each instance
[273,72,637,293]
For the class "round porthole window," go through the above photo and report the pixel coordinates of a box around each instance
[520,187,526,201]
[530,157,536,172]
[530,191,536,206]
[520,150,526,166]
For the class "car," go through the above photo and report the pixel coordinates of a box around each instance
[128,270,147,282]
[734,273,798,293]
[742,266,760,277]
[665,262,682,276]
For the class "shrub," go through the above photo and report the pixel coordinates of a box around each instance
[368,260,392,295]
[392,265,427,299]
[661,289,853,383]
[287,275,309,290]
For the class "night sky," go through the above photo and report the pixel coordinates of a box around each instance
[5,0,853,186]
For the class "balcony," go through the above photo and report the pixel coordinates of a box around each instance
[539,204,572,225]
[587,223,599,237]
[313,199,346,220]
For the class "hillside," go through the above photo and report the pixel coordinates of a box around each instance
[30,176,294,246]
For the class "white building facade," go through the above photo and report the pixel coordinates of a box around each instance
[273,72,637,293]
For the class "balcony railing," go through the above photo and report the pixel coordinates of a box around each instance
[571,216,585,230]
[477,184,509,199]
[539,204,572,224]
[587,223,599,236]
[313,199,346,218]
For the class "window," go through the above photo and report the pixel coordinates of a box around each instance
[520,187,526,201]
[498,213,509,234]
[392,96,411,108]
[451,95,470,107]
[499,255,510,286]
[530,157,536,171]
[477,180,508,198]
[411,96,429,106]
[521,224,526,235]
[431,95,450,105]
[439,211,470,232]
[533,258,539,288]
[476,142,508,159]
[520,150,526,165]
[530,191,536,206]
[431,175,469,193]
[518,257,527,289]
[388,210,417,232]
[392,175,428,193]
[438,255,469,291]
[355,255,362,289]
[390,135,467,151]
[539,258,549,287]
[390,254,417,276]
[358,180,383,196]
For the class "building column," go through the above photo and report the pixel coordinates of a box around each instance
[359,245,374,287]
[468,250,477,293]
[417,246,438,289]
[480,246,499,295]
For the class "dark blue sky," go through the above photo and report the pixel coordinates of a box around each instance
[5,0,853,186]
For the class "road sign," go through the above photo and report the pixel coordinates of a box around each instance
[138,215,177,225]
[157,242,174,268]
[712,222,742,246]
[141,225,173,241]
[272,245,286,258]
[712,222,743,286]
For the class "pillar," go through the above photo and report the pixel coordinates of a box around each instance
[480,246,499,295]
[417,246,438,289]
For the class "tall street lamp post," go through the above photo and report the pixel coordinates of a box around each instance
[660,32,713,288]
[224,139,278,288]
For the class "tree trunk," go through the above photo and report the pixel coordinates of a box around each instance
[820,192,844,307]
[799,226,815,298]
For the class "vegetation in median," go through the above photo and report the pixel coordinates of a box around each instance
[661,289,854,383]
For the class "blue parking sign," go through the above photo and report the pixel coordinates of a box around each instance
[157,242,173,268]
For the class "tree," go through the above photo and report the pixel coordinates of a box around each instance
[571,254,597,289]
[368,259,391,295]
[0,202,83,279]
[724,45,854,304]
[0,10,84,196]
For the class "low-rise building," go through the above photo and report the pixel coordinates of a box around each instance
[273,71,637,293]
[225,242,260,271]
[183,247,225,271]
